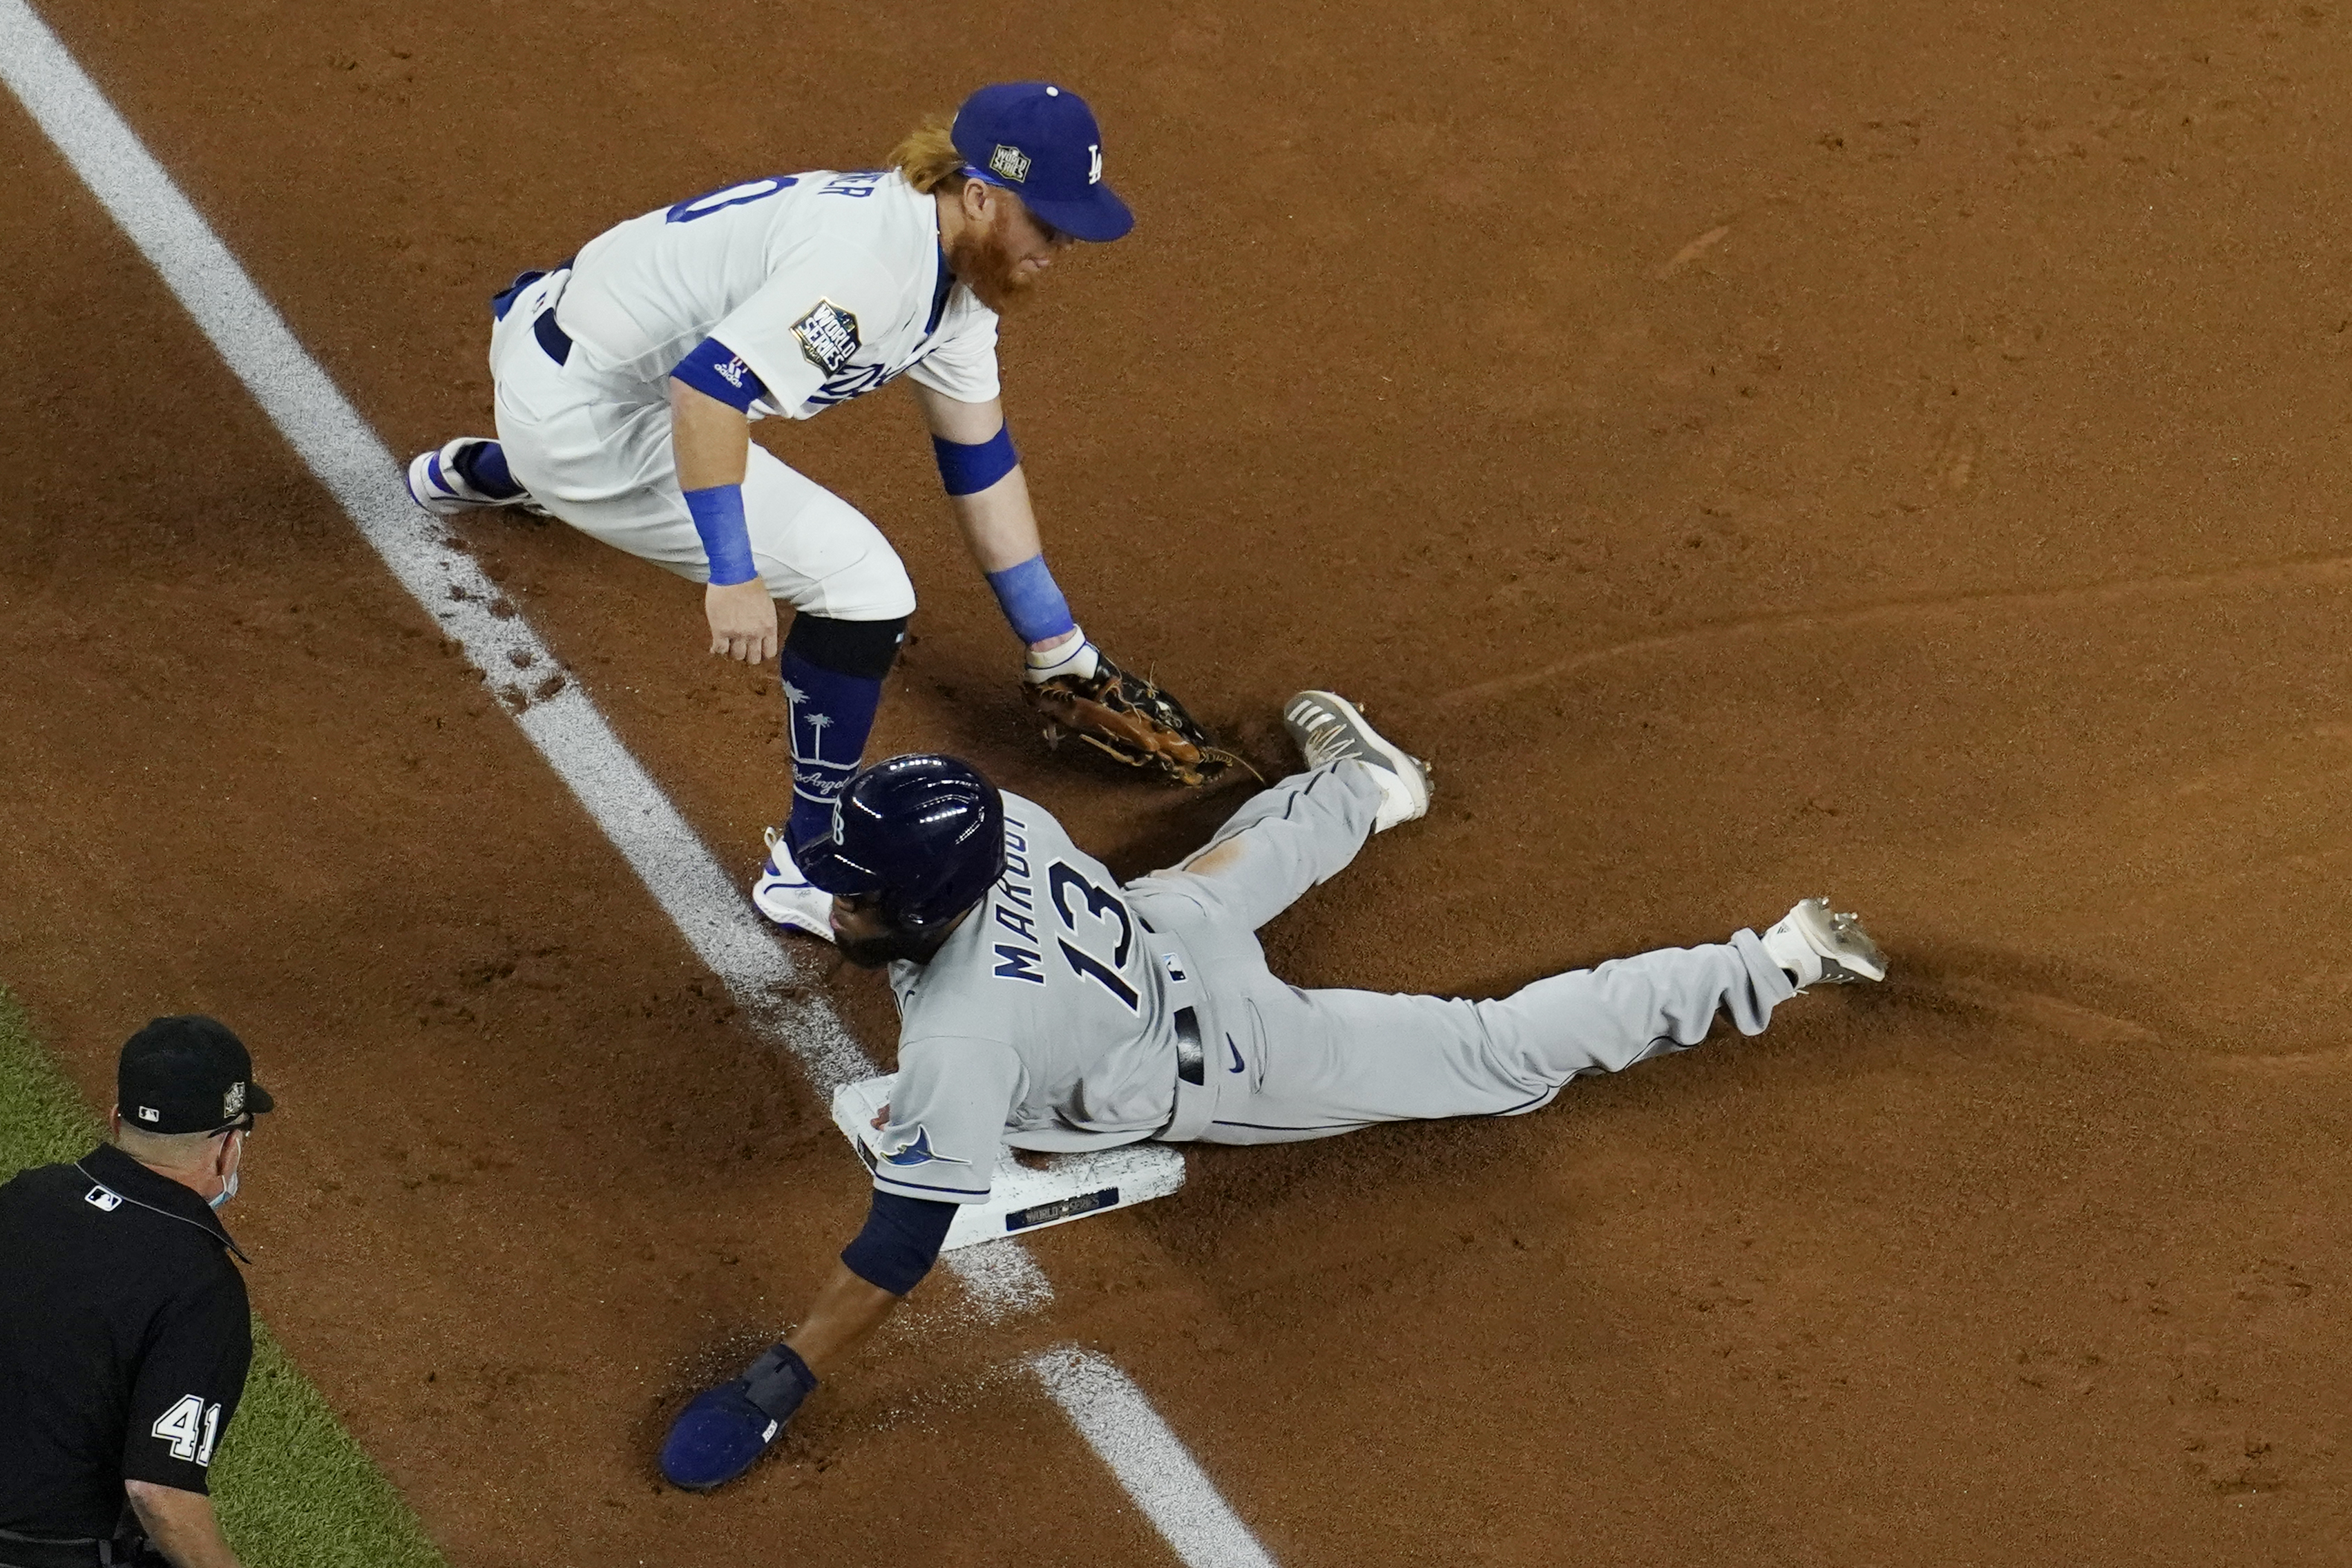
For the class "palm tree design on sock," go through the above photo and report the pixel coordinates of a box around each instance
[799,711,833,766]
[783,682,861,816]
[783,682,833,769]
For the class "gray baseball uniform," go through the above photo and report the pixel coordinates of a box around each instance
[868,764,1799,1201]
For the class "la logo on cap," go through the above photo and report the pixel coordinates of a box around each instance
[988,144,1031,182]
[1089,144,1103,184]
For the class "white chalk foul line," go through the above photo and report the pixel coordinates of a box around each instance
[0,6,1271,1562]
[1029,1348,1279,1568]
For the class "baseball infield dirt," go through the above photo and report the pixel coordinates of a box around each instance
[4,0,2350,1561]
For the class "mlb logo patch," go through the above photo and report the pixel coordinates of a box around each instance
[1161,951,1187,984]
[988,143,1031,182]
[136,1105,160,1122]
[85,1185,124,1212]
[791,299,861,375]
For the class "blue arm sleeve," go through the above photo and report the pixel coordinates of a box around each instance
[840,1189,957,1295]
[671,336,772,412]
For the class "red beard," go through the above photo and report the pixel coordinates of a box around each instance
[946,221,1041,314]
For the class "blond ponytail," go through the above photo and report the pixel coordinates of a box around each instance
[889,120,968,195]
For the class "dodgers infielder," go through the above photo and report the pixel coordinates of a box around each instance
[655,692,1889,1490]
[406,82,1138,940]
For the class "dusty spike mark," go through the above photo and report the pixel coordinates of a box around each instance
[1656,223,1732,278]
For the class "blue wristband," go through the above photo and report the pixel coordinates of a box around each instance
[682,484,758,586]
[985,554,1076,645]
[933,423,1019,497]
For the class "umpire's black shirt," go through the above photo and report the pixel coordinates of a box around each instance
[0,1144,251,1540]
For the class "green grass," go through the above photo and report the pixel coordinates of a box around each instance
[0,991,446,1568]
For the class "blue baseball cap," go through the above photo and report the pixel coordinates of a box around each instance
[950,82,1134,243]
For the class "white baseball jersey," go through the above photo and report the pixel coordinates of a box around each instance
[869,794,1190,1205]
[553,169,1000,416]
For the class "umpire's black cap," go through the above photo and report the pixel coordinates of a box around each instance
[117,1015,275,1134]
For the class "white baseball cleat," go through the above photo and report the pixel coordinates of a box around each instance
[1283,690,1431,832]
[1761,897,1887,988]
[405,438,546,517]
[751,827,836,941]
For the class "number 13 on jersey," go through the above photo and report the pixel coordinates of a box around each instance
[1050,861,1138,1011]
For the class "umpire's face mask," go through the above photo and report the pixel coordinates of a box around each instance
[209,1129,245,1210]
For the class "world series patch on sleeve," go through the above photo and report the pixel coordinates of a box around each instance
[790,298,861,374]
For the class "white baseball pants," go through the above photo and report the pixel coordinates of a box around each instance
[1125,763,1798,1145]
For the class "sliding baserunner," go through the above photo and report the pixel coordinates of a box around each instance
[406,82,1221,940]
[655,692,1889,1490]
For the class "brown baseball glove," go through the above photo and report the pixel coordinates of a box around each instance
[1024,650,1232,786]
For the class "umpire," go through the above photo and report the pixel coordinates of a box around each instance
[0,1017,274,1568]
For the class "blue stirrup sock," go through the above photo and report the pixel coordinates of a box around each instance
[455,440,524,500]
[779,613,908,849]
[780,656,877,848]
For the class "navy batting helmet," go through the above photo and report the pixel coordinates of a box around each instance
[796,754,1006,935]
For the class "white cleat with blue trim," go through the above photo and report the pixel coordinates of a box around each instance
[404,437,547,517]
[752,826,836,941]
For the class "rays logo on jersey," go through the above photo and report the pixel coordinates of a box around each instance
[878,1125,968,1167]
[988,143,1031,182]
[791,299,861,375]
